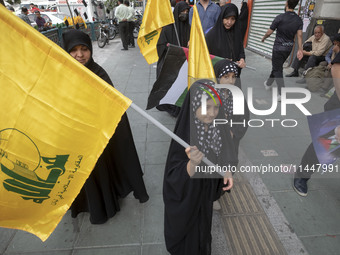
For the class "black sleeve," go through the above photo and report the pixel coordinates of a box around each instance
[239,41,245,60]
[298,18,303,31]
[270,15,281,31]
[156,25,173,60]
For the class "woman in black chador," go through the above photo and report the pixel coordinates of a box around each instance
[155,1,190,117]
[156,1,190,78]
[163,80,238,254]
[205,3,246,79]
[62,29,149,224]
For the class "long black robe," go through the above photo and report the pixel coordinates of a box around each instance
[163,80,238,255]
[70,59,149,223]
[156,1,190,78]
[205,4,245,77]
[62,30,149,224]
[155,2,190,117]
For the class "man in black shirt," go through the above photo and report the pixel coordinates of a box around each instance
[261,0,303,101]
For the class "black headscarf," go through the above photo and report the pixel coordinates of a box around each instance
[62,29,93,55]
[173,2,191,47]
[156,2,190,77]
[214,58,239,79]
[62,29,112,85]
[205,3,245,62]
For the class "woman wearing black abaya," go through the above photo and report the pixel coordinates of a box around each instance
[156,1,190,78]
[163,80,238,255]
[62,30,149,224]
[155,1,191,117]
[206,3,246,79]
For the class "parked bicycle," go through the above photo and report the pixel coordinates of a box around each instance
[97,22,110,48]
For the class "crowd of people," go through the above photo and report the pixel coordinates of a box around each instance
[10,2,87,32]
[4,0,340,254]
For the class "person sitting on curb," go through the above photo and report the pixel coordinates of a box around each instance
[325,34,340,70]
[303,34,340,93]
[286,25,332,84]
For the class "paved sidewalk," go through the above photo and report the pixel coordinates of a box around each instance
[0,38,339,255]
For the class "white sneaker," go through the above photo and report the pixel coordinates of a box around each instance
[264,80,271,91]
[277,95,281,102]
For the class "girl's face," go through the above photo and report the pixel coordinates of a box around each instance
[195,98,220,124]
[219,72,236,85]
[223,16,236,30]
[69,45,91,65]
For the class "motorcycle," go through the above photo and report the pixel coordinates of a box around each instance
[133,14,142,38]
[97,22,110,48]
[108,18,119,40]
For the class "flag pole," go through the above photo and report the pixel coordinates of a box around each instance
[129,102,224,175]
[66,0,76,29]
[244,65,256,71]
[173,24,181,46]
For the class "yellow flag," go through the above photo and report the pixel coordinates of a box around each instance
[0,5,131,241]
[137,0,174,64]
[188,5,215,87]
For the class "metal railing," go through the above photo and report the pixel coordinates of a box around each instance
[41,22,101,46]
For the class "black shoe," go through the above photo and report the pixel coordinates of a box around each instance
[296,78,306,84]
[293,178,308,196]
[129,45,135,48]
[286,70,299,77]
[121,48,128,51]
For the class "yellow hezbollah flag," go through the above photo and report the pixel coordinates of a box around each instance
[137,0,174,64]
[0,5,131,241]
[188,5,215,87]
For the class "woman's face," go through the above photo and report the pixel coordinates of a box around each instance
[223,16,236,30]
[178,9,189,22]
[219,72,236,85]
[69,45,91,65]
[195,98,220,124]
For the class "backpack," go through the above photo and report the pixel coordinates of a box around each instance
[305,62,330,92]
